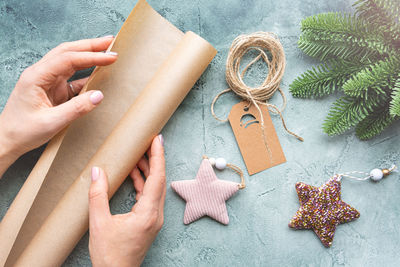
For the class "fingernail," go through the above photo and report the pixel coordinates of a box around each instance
[90,91,104,105]
[158,134,164,146]
[91,167,100,181]
[105,51,118,56]
[102,35,114,38]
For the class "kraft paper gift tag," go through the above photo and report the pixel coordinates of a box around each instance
[228,101,286,175]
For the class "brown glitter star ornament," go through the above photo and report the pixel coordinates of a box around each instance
[288,175,360,247]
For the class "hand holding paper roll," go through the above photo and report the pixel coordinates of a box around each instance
[0,35,168,266]
[0,0,216,266]
[0,36,118,177]
[0,36,169,266]
[89,135,166,267]
[0,33,171,266]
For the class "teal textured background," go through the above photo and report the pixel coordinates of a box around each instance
[1,0,400,266]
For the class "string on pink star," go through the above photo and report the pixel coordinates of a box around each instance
[289,165,397,247]
[171,156,245,225]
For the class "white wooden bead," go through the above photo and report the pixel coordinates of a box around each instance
[215,158,227,170]
[208,157,216,166]
[370,168,383,181]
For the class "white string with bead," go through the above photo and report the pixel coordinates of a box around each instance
[337,165,397,182]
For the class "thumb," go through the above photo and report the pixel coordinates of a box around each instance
[52,90,104,130]
[89,166,111,227]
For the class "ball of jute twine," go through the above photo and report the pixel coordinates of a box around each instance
[211,32,304,154]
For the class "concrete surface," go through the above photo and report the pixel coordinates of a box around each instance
[1,0,400,266]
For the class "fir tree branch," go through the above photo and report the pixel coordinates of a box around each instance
[291,1,400,139]
[322,94,387,136]
[343,57,399,98]
[355,0,400,24]
[290,59,368,98]
[356,106,398,139]
[354,0,400,37]
[298,12,389,60]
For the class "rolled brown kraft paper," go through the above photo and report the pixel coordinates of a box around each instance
[14,31,216,266]
[1,1,188,265]
[0,0,216,265]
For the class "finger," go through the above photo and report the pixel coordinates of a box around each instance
[64,51,118,72]
[149,134,165,178]
[158,176,167,218]
[140,135,165,204]
[89,167,111,228]
[130,167,145,202]
[137,156,150,177]
[34,51,118,86]
[66,77,89,99]
[70,77,89,94]
[150,137,165,216]
[52,36,115,53]
[50,90,104,131]
[146,147,152,159]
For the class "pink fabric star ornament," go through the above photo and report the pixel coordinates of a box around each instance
[171,159,240,225]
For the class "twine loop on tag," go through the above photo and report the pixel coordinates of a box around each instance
[211,32,303,143]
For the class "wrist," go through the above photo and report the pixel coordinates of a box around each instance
[0,123,20,177]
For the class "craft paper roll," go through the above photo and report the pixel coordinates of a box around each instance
[0,0,216,266]
[15,31,216,267]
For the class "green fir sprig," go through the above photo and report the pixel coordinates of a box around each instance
[290,0,400,140]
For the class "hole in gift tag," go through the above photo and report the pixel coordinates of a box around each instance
[240,114,259,128]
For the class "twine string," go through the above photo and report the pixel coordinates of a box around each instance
[227,163,246,189]
[211,32,304,157]
[203,155,246,189]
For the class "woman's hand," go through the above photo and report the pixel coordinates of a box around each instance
[89,135,166,267]
[0,36,117,177]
